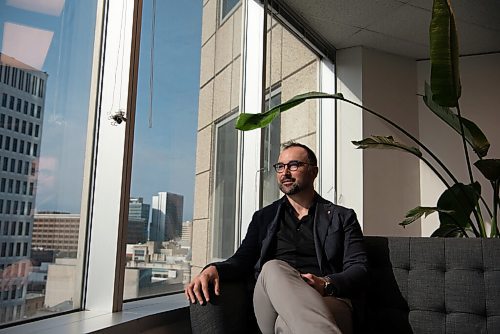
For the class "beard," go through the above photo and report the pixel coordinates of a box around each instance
[278,177,302,195]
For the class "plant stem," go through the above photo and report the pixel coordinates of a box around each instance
[475,204,487,237]
[343,98,460,184]
[456,104,475,183]
[479,196,494,218]
[387,144,451,189]
[455,104,486,236]
[339,97,482,237]
[492,180,499,237]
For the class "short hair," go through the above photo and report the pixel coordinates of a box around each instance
[281,141,317,166]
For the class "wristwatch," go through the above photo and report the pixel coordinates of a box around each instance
[323,277,338,296]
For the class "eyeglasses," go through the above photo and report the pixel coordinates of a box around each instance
[272,160,315,173]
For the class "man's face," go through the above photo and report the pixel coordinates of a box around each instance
[276,146,318,196]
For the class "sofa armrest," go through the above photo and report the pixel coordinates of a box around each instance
[190,281,259,334]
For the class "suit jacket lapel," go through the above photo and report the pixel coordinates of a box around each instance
[314,198,334,273]
[258,200,284,266]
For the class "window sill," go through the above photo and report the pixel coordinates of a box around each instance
[1,294,190,334]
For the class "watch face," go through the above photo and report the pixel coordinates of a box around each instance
[326,283,336,296]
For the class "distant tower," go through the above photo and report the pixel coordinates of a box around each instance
[181,221,192,248]
[128,197,150,243]
[150,192,183,242]
[0,53,48,322]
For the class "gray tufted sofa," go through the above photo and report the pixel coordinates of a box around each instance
[190,236,500,333]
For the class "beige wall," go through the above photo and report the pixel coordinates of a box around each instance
[417,53,500,236]
[337,46,421,236]
[266,22,320,147]
[337,49,500,237]
[362,48,421,236]
[192,1,243,274]
[191,4,322,274]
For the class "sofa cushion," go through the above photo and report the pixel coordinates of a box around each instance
[190,237,500,333]
[364,237,500,334]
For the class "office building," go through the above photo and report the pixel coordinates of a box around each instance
[180,220,192,248]
[129,197,150,221]
[0,53,47,322]
[149,192,183,242]
[127,197,150,244]
[32,212,80,256]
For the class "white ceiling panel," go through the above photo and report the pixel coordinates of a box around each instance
[336,28,429,58]
[367,4,431,47]
[452,0,500,30]
[456,20,500,55]
[279,0,500,59]
[285,0,405,29]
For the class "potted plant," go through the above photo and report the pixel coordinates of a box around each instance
[235,0,499,237]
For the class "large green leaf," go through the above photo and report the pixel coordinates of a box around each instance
[352,136,422,157]
[437,182,480,230]
[400,206,454,226]
[474,159,500,182]
[236,92,343,131]
[430,0,461,107]
[424,83,489,157]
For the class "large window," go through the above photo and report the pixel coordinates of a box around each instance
[0,0,334,330]
[124,0,202,300]
[0,0,98,325]
[212,114,239,259]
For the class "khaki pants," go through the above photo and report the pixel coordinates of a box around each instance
[253,259,352,334]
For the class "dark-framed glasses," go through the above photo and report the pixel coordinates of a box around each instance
[272,160,315,173]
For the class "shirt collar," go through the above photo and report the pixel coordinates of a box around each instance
[283,193,318,217]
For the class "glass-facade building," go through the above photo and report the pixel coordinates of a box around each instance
[0,54,46,322]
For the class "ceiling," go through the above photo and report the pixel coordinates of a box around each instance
[281,0,500,59]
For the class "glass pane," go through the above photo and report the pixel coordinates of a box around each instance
[262,88,281,207]
[212,115,238,259]
[0,0,98,324]
[221,0,240,21]
[124,0,202,300]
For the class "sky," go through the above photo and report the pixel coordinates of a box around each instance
[0,0,202,221]
[131,0,202,221]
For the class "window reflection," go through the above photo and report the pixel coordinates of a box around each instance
[0,0,97,324]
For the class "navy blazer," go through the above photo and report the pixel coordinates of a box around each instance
[213,194,368,298]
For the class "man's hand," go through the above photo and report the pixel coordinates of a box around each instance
[184,265,220,304]
[301,273,327,296]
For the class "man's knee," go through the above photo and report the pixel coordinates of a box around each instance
[261,259,289,276]
[260,260,299,282]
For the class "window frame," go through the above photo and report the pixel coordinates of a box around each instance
[81,0,142,313]
[219,0,241,25]
[210,111,241,261]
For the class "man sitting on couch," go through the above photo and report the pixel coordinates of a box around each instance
[185,142,368,334]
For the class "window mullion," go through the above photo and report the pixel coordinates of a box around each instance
[318,59,336,203]
[239,0,264,242]
[84,0,139,313]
